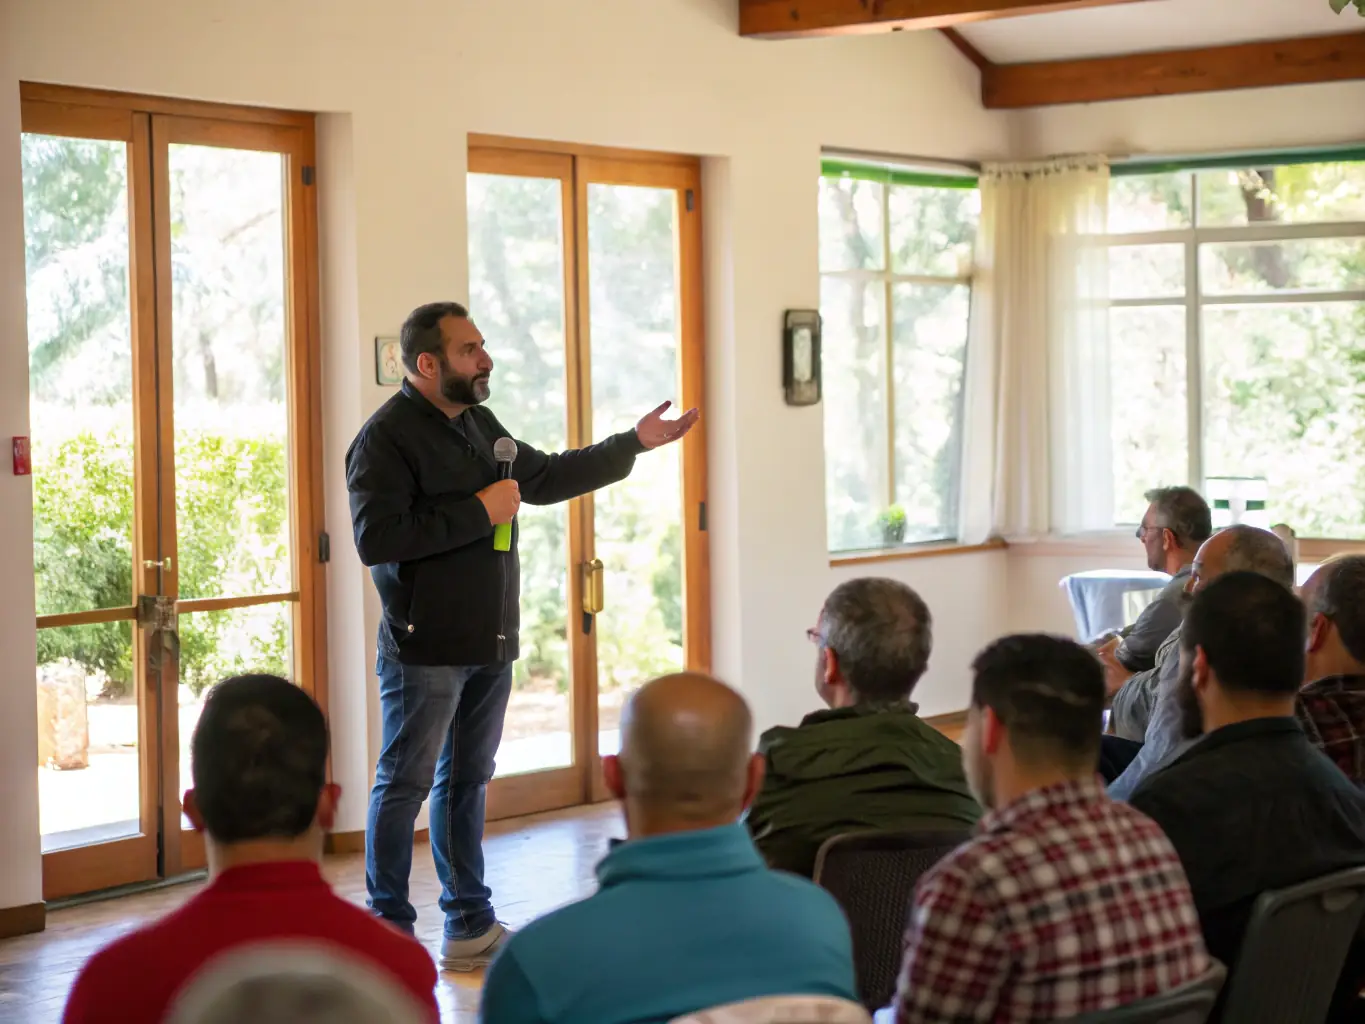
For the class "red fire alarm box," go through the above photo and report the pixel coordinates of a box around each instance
[13,437,31,476]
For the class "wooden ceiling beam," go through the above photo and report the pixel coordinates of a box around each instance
[738,0,1147,39]
[982,31,1365,109]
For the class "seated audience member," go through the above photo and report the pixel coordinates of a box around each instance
[480,673,857,1024]
[1298,555,1365,784]
[1101,487,1211,739]
[893,635,1208,1024]
[1130,572,1365,976]
[1107,524,1294,800]
[746,578,981,876]
[62,675,438,1024]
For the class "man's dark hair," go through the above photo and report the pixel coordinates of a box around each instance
[1144,486,1212,549]
[1181,571,1305,696]
[399,301,469,374]
[1309,555,1365,664]
[1219,524,1296,590]
[821,578,932,702]
[191,674,329,843]
[971,634,1104,771]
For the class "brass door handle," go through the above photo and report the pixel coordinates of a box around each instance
[582,558,604,615]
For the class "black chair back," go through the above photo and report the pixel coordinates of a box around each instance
[1218,864,1365,1024]
[811,829,969,1011]
[1064,961,1225,1023]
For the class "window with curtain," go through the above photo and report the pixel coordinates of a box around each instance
[1106,158,1365,537]
[818,161,979,554]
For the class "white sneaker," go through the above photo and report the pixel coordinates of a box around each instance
[438,922,513,972]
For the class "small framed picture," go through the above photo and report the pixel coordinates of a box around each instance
[375,337,402,386]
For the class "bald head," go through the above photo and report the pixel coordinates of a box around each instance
[1192,525,1295,594]
[614,673,755,827]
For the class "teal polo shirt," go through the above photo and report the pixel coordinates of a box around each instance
[479,823,857,1024]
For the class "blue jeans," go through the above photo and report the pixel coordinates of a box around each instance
[365,654,514,940]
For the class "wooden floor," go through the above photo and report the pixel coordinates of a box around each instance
[0,802,622,1023]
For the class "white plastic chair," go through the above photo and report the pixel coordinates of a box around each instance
[165,941,428,1024]
[671,994,872,1024]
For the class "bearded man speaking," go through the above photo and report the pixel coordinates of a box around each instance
[345,301,697,970]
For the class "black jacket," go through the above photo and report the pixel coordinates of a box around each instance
[1130,717,1365,974]
[345,381,645,666]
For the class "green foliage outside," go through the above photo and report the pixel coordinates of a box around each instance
[25,132,291,699]
[468,175,686,696]
[819,178,975,552]
[1109,164,1365,534]
[32,430,290,697]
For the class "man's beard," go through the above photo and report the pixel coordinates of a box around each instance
[438,358,491,405]
[1175,658,1205,740]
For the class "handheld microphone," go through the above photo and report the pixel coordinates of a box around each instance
[492,437,517,552]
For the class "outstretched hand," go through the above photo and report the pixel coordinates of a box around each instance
[635,401,699,450]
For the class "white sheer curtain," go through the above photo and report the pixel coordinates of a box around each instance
[958,155,1112,543]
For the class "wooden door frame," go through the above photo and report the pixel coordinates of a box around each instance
[21,83,326,895]
[468,136,710,818]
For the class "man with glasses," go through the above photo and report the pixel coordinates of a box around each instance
[1100,486,1211,741]
[745,578,981,877]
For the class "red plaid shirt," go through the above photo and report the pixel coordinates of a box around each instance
[1297,675,1365,785]
[894,777,1208,1023]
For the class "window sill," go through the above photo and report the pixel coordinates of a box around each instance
[829,537,1006,567]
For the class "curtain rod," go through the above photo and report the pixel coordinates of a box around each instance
[824,148,982,174]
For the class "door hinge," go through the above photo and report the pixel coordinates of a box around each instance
[685,188,694,212]
[302,165,316,186]
[698,500,707,532]
[318,530,331,564]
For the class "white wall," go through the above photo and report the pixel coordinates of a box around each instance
[0,1,45,914]
[0,0,1012,904]
[1014,80,1365,160]
[831,551,1010,718]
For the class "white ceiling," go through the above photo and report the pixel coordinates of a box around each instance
[957,0,1361,64]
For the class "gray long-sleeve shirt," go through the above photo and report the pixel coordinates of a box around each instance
[1109,624,1197,801]
[1115,564,1191,673]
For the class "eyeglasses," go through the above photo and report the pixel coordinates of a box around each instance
[1135,523,1170,540]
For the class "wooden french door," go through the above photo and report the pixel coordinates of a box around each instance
[20,85,325,899]
[466,137,710,819]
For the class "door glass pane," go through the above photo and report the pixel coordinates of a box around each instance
[36,623,140,852]
[890,282,969,543]
[1203,302,1365,538]
[168,144,293,603]
[22,135,135,615]
[178,602,294,820]
[468,172,574,777]
[822,276,889,552]
[587,183,685,757]
[22,134,144,854]
[1110,306,1189,525]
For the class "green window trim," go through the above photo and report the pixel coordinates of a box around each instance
[820,158,978,190]
[1113,147,1365,178]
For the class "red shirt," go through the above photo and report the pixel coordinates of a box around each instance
[62,861,438,1023]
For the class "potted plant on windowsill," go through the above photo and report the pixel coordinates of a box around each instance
[877,505,907,546]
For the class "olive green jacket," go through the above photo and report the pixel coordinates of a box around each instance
[746,701,983,878]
